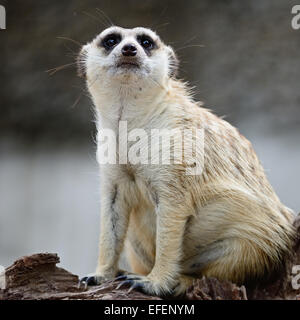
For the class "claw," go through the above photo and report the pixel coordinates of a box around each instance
[115,274,128,281]
[78,280,88,290]
[78,276,88,290]
[115,274,140,282]
[116,279,134,290]
[79,275,98,289]
[127,282,145,294]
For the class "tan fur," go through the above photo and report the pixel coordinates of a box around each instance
[79,26,296,296]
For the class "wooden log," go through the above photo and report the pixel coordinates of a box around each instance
[0,214,299,300]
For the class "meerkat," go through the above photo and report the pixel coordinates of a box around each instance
[78,26,296,297]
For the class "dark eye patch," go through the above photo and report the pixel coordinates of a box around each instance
[137,34,156,51]
[101,33,122,50]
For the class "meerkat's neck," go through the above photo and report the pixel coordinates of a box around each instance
[90,77,171,132]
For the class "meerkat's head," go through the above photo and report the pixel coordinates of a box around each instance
[77,26,178,88]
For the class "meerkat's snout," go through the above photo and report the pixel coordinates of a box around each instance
[121,44,137,57]
[116,41,140,69]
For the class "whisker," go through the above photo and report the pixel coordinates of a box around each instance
[62,43,79,57]
[82,11,107,28]
[66,52,78,59]
[95,8,114,26]
[151,6,168,29]
[181,35,199,47]
[153,22,170,31]
[69,75,100,110]
[57,36,83,47]
[70,92,83,109]
[46,62,76,76]
[175,44,205,52]
[93,9,110,28]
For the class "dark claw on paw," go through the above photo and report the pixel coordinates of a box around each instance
[115,275,128,281]
[115,274,140,282]
[80,276,97,286]
[130,282,145,293]
[117,279,135,289]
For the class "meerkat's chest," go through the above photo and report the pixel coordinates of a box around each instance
[118,164,157,208]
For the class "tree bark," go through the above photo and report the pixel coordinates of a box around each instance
[1,214,299,300]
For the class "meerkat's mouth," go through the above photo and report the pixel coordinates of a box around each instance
[117,61,140,68]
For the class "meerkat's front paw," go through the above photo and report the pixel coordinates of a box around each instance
[115,273,175,297]
[116,273,196,297]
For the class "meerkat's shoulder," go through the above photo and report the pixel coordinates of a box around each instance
[167,79,237,130]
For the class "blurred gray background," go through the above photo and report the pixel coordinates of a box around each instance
[0,0,299,276]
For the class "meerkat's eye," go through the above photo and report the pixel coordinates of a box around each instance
[138,35,155,50]
[102,34,121,50]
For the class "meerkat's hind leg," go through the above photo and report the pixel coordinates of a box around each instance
[172,274,196,297]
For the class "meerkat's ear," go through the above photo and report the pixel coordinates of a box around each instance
[167,46,179,78]
[77,47,87,79]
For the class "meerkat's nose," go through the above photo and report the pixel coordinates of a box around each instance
[122,44,137,57]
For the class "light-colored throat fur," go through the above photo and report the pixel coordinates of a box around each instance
[90,76,181,133]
